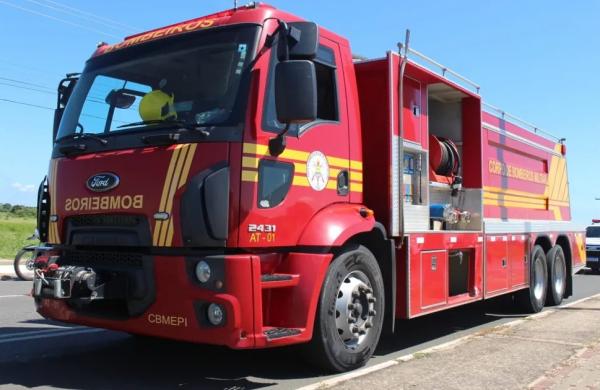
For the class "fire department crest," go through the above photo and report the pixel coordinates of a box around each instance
[306,151,329,191]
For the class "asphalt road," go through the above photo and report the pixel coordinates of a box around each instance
[0,271,599,390]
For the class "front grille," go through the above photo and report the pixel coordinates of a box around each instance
[61,250,143,268]
[68,214,142,227]
[587,250,600,258]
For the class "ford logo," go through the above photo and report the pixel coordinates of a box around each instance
[86,172,120,192]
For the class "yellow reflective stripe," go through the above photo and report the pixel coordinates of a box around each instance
[241,170,258,182]
[242,143,363,171]
[350,160,363,170]
[161,145,195,246]
[350,182,363,192]
[327,156,349,169]
[293,162,306,174]
[242,156,260,169]
[164,219,175,247]
[292,175,310,187]
[351,171,363,183]
[326,181,338,190]
[329,167,341,177]
[484,186,544,198]
[483,198,547,210]
[243,143,268,155]
[483,192,547,207]
[153,144,196,247]
[50,160,61,244]
[154,146,182,246]
[177,144,197,189]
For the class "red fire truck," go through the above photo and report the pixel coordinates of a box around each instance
[32,3,586,372]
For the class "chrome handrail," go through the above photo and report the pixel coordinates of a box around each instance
[398,44,481,94]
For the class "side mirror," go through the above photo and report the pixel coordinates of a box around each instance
[275,60,317,124]
[53,74,79,142]
[105,89,136,109]
[288,22,319,59]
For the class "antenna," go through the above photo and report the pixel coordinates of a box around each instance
[234,0,238,10]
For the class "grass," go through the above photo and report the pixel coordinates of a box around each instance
[0,215,36,260]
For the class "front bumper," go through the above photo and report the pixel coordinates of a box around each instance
[36,252,331,349]
[586,249,600,268]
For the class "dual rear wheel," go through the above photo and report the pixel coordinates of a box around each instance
[518,244,567,313]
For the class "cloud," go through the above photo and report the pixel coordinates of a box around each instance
[11,182,36,193]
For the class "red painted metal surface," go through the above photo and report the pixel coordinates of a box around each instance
[402,233,484,318]
[38,2,585,352]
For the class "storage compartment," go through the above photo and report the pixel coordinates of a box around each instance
[485,236,509,295]
[426,83,483,232]
[448,249,472,296]
[420,250,447,308]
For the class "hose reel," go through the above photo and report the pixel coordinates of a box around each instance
[429,135,460,177]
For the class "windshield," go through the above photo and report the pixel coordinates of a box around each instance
[587,226,600,238]
[57,25,258,142]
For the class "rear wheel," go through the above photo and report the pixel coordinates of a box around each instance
[517,245,548,313]
[14,249,35,281]
[546,245,566,306]
[307,245,385,372]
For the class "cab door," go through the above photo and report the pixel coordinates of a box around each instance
[239,36,353,248]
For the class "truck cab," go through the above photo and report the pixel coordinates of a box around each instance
[34,3,377,372]
[586,221,600,271]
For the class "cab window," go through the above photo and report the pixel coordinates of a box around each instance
[263,44,339,135]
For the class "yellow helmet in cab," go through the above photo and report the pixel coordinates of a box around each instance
[139,90,177,122]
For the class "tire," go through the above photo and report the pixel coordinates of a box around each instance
[546,245,567,306]
[306,245,385,372]
[517,245,548,313]
[14,249,36,281]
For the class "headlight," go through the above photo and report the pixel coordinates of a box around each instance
[195,260,211,283]
[207,303,224,326]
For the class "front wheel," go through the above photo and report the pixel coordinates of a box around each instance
[14,248,36,281]
[546,245,567,306]
[306,245,385,372]
[517,245,548,313]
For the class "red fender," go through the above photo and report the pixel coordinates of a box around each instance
[297,203,376,247]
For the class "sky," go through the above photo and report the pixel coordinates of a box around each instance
[0,0,598,227]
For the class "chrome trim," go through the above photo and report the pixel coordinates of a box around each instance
[482,123,561,157]
[484,219,584,234]
[398,44,481,93]
[483,102,561,142]
[389,52,400,237]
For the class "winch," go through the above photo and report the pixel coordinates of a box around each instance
[33,258,104,300]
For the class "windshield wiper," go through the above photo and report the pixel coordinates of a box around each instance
[57,132,108,145]
[58,143,87,156]
[120,119,211,136]
[117,119,185,129]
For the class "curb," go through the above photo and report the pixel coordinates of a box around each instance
[298,292,600,390]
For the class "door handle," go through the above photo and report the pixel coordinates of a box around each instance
[337,170,349,196]
[501,258,507,268]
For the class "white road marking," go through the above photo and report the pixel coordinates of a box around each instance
[0,327,86,339]
[298,292,600,390]
[0,295,28,298]
[0,328,104,344]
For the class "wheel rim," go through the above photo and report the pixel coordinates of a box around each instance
[334,270,377,350]
[553,255,565,297]
[533,256,545,301]
[17,252,35,279]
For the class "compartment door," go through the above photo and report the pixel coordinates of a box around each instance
[485,236,509,296]
[509,235,529,288]
[402,77,422,144]
[420,250,447,309]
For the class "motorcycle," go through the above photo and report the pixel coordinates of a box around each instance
[13,232,39,281]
